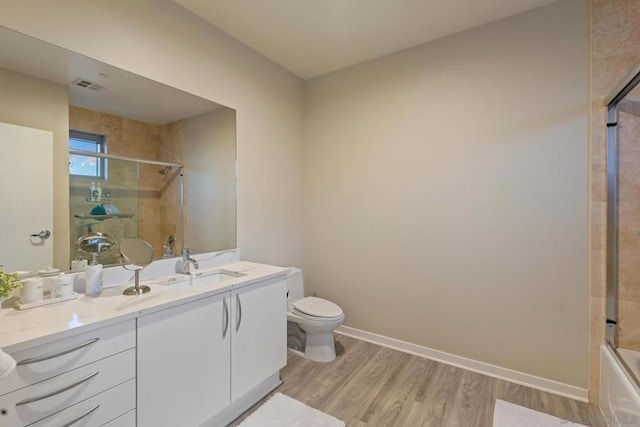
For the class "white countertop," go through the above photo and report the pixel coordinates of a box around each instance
[0,261,289,353]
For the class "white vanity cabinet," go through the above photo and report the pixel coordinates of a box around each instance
[231,277,287,400]
[136,275,287,426]
[0,320,136,427]
[137,292,231,427]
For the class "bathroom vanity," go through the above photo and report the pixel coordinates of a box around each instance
[0,258,288,427]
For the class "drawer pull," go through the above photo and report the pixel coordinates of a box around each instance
[16,338,100,366]
[61,404,100,427]
[15,371,99,406]
[223,297,229,338]
[236,293,242,332]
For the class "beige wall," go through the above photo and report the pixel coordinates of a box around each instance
[589,0,640,404]
[0,0,305,268]
[0,67,69,269]
[187,108,237,251]
[303,0,589,389]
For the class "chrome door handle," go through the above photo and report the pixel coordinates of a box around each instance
[61,404,100,427]
[236,293,242,332]
[223,297,229,338]
[17,338,100,366]
[16,371,99,406]
[30,229,51,239]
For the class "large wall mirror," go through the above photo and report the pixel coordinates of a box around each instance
[0,26,236,272]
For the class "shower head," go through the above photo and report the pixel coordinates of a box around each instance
[159,166,172,175]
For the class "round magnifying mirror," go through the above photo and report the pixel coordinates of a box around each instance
[120,237,155,269]
[120,237,155,296]
[76,232,115,253]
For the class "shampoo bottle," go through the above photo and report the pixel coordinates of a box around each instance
[85,253,103,297]
[96,183,102,202]
[90,182,97,201]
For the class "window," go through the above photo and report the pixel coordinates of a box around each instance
[68,130,107,179]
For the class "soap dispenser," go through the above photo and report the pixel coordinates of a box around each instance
[85,252,103,297]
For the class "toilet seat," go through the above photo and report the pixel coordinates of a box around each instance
[293,296,343,320]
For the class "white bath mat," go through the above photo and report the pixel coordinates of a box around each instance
[493,399,588,427]
[239,392,345,427]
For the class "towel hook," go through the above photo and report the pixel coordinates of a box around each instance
[30,229,51,239]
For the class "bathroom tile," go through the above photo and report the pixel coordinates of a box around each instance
[617,300,640,351]
[618,112,640,153]
[69,106,99,130]
[123,117,159,136]
[590,202,606,251]
[590,297,606,347]
[590,249,606,299]
[617,250,640,303]
[592,0,640,59]
[589,341,601,406]
[589,296,606,404]
[590,175,606,205]
[592,55,640,100]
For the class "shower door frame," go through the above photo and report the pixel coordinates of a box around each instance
[605,65,640,390]
[69,149,185,264]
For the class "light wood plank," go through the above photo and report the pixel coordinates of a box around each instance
[230,334,606,426]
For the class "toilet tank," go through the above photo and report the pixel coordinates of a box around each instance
[287,267,305,303]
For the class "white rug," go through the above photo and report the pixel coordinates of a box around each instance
[493,399,588,427]
[239,393,345,427]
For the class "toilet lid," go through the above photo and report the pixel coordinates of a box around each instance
[293,297,343,318]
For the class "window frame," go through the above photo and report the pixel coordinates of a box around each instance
[68,129,107,180]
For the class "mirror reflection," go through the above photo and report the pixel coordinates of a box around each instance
[0,26,237,272]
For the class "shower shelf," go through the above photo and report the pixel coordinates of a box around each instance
[74,213,134,219]
[85,196,112,203]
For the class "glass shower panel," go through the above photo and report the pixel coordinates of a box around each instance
[615,94,640,352]
[137,163,183,259]
[70,158,139,266]
[607,70,640,386]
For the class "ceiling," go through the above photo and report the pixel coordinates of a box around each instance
[174,0,559,80]
[0,27,221,125]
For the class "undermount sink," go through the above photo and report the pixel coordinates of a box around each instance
[149,269,246,288]
[190,268,246,286]
[151,274,190,286]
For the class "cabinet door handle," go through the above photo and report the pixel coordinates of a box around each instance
[16,338,100,366]
[236,293,242,332]
[223,297,229,338]
[16,371,99,406]
[60,404,100,427]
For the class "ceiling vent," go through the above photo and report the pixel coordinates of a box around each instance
[71,78,105,92]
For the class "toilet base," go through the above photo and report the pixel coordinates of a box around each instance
[304,331,337,362]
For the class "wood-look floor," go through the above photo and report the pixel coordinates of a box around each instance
[231,334,606,427]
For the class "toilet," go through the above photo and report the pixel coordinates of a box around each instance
[286,268,344,362]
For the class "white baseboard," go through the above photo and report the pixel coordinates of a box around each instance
[335,325,589,402]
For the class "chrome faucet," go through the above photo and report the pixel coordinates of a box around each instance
[181,248,199,274]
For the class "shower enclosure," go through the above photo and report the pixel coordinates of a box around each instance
[606,65,640,386]
[69,150,183,266]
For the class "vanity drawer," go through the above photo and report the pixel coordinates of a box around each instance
[27,380,135,427]
[102,409,136,427]
[1,320,135,395]
[0,349,135,426]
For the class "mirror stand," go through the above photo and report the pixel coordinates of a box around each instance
[119,237,155,296]
[123,269,150,296]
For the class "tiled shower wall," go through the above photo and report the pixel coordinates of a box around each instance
[590,0,640,404]
[69,106,186,265]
